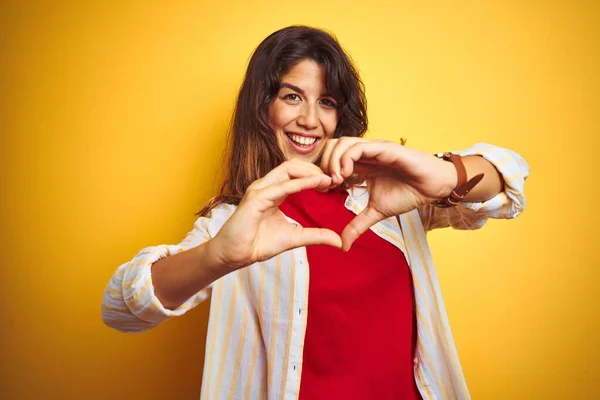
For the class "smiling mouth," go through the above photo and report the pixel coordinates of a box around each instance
[285,133,321,154]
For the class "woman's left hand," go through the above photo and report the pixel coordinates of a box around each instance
[320,137,457,250]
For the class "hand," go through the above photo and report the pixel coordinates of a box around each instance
[209,159,343,269]
[320,137,457,250]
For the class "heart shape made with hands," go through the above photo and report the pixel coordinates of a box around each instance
[212,138,455,268]
[316,137,455,251]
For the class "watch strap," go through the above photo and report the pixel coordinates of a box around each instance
[434,152,485,207]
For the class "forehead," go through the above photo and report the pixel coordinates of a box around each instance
[280,60,326,89]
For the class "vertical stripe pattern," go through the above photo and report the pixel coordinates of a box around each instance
[101,143,529,400]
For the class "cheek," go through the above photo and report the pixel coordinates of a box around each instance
[269,102,294,130]
[324,113,339,136]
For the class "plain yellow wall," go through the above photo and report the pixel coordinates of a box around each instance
[1,0,598,398]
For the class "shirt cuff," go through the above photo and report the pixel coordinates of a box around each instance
[122,245,211,325]
[456,143,530,219]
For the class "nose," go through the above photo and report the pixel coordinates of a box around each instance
[297,103,319,130]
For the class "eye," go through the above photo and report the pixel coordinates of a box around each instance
[283,93,301,102]
[320,98,337,108]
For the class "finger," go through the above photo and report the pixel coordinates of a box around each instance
[318,139,338,175]
[341,206,384,251]
[285,227,342,250]
[329,138,365,185]
[258,174,332,207]
[339,142,399,179]
[252,160,325,190]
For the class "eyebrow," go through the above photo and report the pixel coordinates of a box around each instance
[280,82,332,98]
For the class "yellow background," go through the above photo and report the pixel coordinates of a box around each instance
[1,0,598,398]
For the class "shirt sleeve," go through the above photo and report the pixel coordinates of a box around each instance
[418,143,530,231]
[101,215,214,333]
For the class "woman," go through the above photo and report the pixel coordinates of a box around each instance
[102,26,529,399]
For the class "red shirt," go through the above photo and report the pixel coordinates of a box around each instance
[279,188,421,400]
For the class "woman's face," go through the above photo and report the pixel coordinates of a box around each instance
[269,59,338,163]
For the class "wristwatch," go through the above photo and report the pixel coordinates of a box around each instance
[434,152,485,208]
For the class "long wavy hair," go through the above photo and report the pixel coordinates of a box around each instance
[198,25,368,216]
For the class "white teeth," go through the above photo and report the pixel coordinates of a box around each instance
[290,134,316,146]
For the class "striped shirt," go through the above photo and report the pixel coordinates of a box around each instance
[101,143,529,400]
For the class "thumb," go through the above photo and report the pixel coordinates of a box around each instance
[286,227,342,251]
[341,207,384,251]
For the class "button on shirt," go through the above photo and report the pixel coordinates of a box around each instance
[102,143,529,400]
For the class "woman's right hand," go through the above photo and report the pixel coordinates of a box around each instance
[207,159,343,270]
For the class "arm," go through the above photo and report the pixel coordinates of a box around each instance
[102,160,342,333]
[151,239,232,310]
[101,215,220,333]
[453,155,505,203]
[419,143,529,231]
[318,138,529,249]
